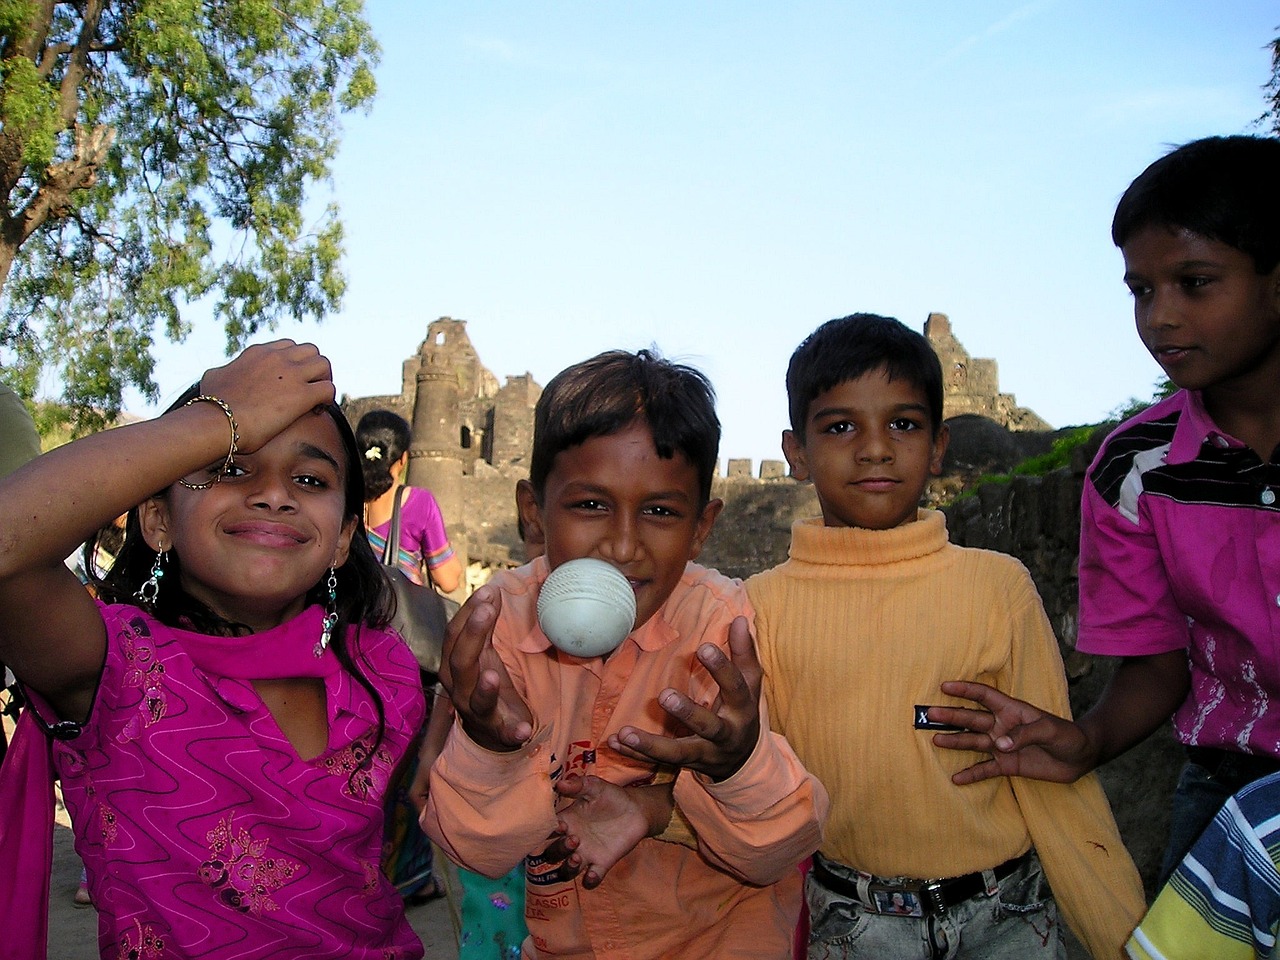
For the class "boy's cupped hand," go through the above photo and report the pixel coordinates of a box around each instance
[928,681,1093,785]
[542,775,666,889]
[439,584,534,752]
[199,340,337,453]
[608,616,762,782]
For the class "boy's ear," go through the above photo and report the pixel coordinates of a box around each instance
[929,423,951,476]
[781,430,810,482]
[688,497,724,561]
[137,497,172,552]
[515,480,546,553]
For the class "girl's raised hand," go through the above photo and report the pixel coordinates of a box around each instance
[197,340,336,453]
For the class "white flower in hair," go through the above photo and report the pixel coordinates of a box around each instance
[364,446,383,461]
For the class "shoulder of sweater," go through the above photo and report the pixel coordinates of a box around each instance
[944,543,1043,608]
[943,540,1029,573]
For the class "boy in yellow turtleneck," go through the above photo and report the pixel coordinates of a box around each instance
[746,314,1144,959]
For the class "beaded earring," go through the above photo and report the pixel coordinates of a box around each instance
[135,546,168,607]
[314,567,339,657]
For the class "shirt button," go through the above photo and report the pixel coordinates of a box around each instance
[1275,594,1280,608]
[1263,488,1276,506]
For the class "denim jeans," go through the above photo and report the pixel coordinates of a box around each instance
[805,852,1065,960]
[1158,759,1237,884]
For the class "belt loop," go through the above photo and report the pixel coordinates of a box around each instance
[856,875,872,907]
[981,867,999,897]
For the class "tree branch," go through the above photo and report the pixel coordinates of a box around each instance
[9,0,56,63]
[57,0,107,125]
[8,124,114,250]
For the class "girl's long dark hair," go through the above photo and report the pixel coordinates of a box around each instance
[86,388,396,757]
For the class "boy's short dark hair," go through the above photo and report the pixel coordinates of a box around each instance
[1112,135,1280,274]
[786,313,944,441]
[528,349,721,504]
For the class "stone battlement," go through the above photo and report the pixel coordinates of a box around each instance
[342,313,1049,582]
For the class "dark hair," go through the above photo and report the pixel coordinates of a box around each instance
[354,409,411,500]
[1112,135,1280,274]
[786,313,944,441]
[528,349,721,504]
[86,386,394,760]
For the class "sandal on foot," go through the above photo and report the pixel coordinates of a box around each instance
[404,878,445,906]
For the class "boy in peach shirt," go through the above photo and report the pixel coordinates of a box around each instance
[424,349,827,960]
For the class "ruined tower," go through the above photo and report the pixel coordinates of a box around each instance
[407,328,465,534]
[924,313,1050,431]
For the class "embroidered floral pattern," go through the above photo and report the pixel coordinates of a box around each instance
[200,815,299,914]
[363,857,382,895]
[121,618,167,736]
[100,803,119,844]
[323,735,392,799]
[114,918,166,960]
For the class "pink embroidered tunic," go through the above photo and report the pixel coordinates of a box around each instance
[32,602,426,959]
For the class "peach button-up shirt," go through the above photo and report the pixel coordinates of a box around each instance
[425,558,827,960]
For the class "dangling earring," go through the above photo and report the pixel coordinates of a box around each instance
[314,567,339,657]
[135,546,167,607]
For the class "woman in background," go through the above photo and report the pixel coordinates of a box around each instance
[358,410,462,595]
[356,409,461,904]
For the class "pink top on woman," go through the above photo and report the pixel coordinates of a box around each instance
[367,486,455,586]
[30,601,426,960]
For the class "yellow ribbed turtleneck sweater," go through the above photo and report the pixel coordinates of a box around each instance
[746,509,1143,960]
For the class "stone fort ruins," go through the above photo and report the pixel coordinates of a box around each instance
[342,314,1049,583]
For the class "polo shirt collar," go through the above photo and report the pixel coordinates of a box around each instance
[1168,389,1244,464]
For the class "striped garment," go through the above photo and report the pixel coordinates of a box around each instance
[1127,771,1280,960]
[1077,387,1280,756]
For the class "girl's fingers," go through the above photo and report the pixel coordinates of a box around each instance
[197,341,337,451]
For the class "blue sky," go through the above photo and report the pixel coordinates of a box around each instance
[140,1,1279,464]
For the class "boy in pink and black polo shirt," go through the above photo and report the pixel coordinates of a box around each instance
[931,135,1280,880]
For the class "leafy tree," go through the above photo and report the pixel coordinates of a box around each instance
[0,0,378,431]
[1266,32,1280,135]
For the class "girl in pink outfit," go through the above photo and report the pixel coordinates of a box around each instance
[0,341,425,960]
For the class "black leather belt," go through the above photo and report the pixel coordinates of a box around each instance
[1186,746,1280,794]
[810,851,1031,918]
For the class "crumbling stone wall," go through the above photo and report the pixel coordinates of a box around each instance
[700,475,820,580]
[926,313,1052,432]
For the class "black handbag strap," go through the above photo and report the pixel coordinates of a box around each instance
[382,485,409,568]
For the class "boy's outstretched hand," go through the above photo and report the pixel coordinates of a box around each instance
[542,776,671,889]
[440,584,534,752]
[608,616,761,782]
[928,681,1094,785]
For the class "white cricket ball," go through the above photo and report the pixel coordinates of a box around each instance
[537,558,637,658]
